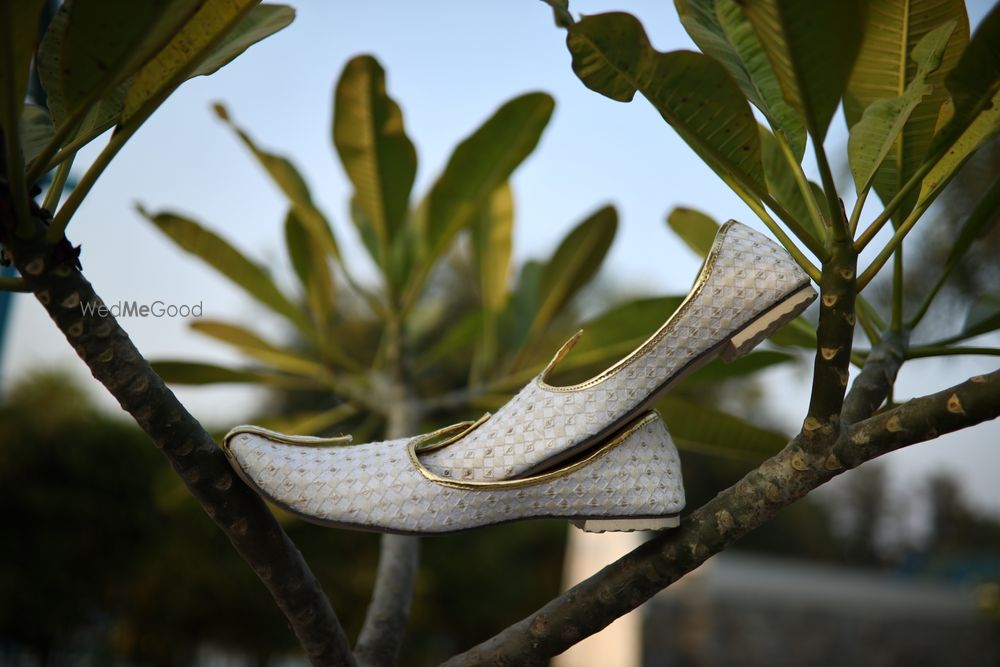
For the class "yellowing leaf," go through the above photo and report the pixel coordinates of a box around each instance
[845,0,969,220]
[141,208,308,331]
[122,0,259,125]
[666,207,719,256]
[333,55,416,262]
[847,21,957,197]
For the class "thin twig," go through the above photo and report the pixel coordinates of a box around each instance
[355,322,420,667]
[841,331,908,424]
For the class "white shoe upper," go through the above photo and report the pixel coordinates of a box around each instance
[224,412,685,535]
[419,220,810,481]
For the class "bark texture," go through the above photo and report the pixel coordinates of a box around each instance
[0,207,356,667]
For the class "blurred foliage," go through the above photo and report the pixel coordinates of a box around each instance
[142,53,803,458]
[0,372,567,666]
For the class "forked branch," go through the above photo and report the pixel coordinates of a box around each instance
[442,368,1000,666]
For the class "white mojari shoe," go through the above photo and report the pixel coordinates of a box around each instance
[222,412,685,535]
[419,220,816,481]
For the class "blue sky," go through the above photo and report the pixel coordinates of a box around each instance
[2,0,998,516]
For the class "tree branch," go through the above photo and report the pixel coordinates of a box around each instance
[841,330,907,424]
[355,534,420,667]
[440,439,834,667]
[0,208,356,667]
[442,368,1000,666]
[837,369,1000,468]
[802,238,857,449]
[355,335,420,667]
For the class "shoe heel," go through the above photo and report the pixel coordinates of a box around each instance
[720,285,817,362]
[570,516,681,533]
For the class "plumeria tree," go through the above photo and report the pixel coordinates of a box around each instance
[0,1,998,666]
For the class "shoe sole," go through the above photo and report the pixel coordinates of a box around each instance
[571,515,681,533]
[720,285,817,361]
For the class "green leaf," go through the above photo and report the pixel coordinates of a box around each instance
[470,183,514,377]
[758,126,827,241]
[938,175,1000,281]
[252,404,358,437]
[567,12,764,191]
[121,0,267,126]
[19,105,54,166]
[284,209,334,330]
[141,208,308,330]
[192,4,294,77]
[675,0,806,159]
[414,312,483,372]
[944,2,1000,132]
[917,90,1000,202]
[498,260,544,355]
[666,207,719,256]
[529,205,617,338]
[768,315,817,349]
[419,93,553,288]
[58,0,204,122]
[741,0,865,141]
[472,183,514,317]
[960,293,1000,341]
[683,350,795,385]
[0,0,45,128]
[151,360,320,388]
[190,319,328,377]
[847,21,956,198]
[917,7,1000,203]
[546,0,573,28]
[215,104,343,263]
[845,1,969,221]
[333,55,416,264]
[36,7,133,155]
[546,296,684,385]
[656,395,787,458]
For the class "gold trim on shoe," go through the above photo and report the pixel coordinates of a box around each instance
[408,412,658,490]
[412,412,492,453]
[222,425,352,456]
[539,220,736,392]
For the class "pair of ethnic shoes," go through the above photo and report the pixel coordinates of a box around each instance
[223,222,816,535]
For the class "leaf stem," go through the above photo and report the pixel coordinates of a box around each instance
[776,129,827,245]
[0,6,30,237]
[41,122,114,173]
[848,184,871,236]
[0,275,30,292]
[48,125,136,241]
[856,158,958,290]
[907,345,1000,359]
[855,146,942,252]
[24,102,91,186]
[42,154,74,212]
[724,176,821,283]
[891,244,904,332]
[854,300,881,345]
[907,175,1000,330]
[812,138,847,241]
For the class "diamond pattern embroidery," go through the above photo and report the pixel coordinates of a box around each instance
[227,417,685,533]
[420,221,810,481]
